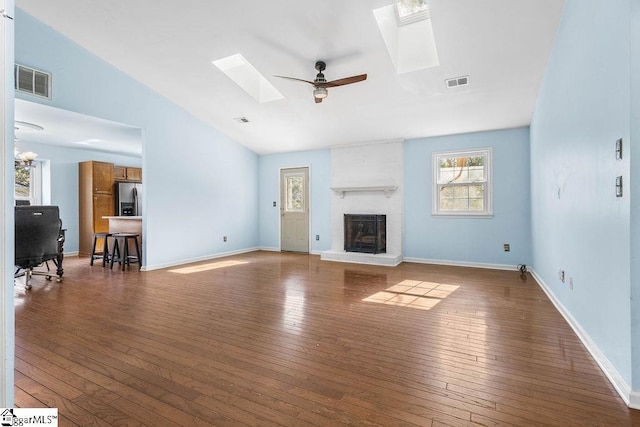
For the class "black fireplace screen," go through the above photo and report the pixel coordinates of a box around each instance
[344,214,386,254]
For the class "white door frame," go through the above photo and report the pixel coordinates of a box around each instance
[1,0,15,407]
[279,165,312,253]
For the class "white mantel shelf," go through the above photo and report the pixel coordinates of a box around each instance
[330,185,398,198]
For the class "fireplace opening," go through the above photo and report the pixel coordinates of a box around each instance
[344,214,386,254]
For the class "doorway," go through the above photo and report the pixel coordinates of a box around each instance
[280,167,309,253]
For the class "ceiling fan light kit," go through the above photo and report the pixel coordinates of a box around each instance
[313,87,328,99]
[275,60,367,104]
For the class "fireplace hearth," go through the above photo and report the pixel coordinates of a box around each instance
[344,214,386,254]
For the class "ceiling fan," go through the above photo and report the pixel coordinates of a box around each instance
[275,61,367,103]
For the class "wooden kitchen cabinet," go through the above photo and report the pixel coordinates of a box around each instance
[79,161,115,256]
[114,166,126,181]
[92,194,114,233]
[91,161,114,193]
[126,167,142,182]
[114,165,142,182]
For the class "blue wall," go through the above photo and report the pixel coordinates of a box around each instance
[531,0,632,388]
[15,9,259,269]
[258,149,331,253]
[631,0,640,392]
[15,141,141,254]
[404,127,531,267]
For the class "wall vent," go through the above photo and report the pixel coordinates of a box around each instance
[234,117,250,123]
[14,64,51,99]
[446,76,469,88]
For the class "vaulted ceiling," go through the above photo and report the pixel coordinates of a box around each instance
[15,0,566,155]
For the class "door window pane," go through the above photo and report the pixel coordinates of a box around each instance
[285,175,304,212]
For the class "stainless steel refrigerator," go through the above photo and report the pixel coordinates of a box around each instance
[115,182,143,216]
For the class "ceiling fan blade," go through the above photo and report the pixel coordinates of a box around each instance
[324,74,367,88]
[273,75,316,85]
[314,96,323,104]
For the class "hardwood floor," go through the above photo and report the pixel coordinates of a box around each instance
[14,252,640,426]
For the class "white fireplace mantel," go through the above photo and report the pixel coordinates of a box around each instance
[330,185,398,198]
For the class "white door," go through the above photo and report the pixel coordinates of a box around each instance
[280,167,309,253]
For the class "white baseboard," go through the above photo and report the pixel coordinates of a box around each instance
[259,247,323,256]
[402,256,518,271]
[142,247,259,271]
[63,251,79,257]
[530,269,634,408]
[630,391,640,410]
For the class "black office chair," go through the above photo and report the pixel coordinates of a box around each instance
[15,205,64,290]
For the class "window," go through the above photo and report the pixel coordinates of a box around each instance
[432,148,492,217]
[15,162,42,206]
[284,173,305,213]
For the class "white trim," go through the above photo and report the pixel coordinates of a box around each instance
[14,159,42,205]
[630,392,640,410]
[0,0,14,407]
[330,185,397,198]
[530,268,634,408]
[261,246,323,256]
[432,147,493,217]
[142,247,259,271]
[403,256,517,271]
[279,165,312,254]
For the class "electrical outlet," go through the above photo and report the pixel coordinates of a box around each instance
[616,176,623,197]
[315,235,319,241]
[503,243,510,252]
[560,270,565,283]
[273,201,276,207]
[223,236,227,242]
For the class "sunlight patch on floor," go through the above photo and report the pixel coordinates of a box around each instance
[363,279,459,310]
[168,260,248,274]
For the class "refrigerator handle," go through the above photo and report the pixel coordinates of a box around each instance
[132,187,139,216]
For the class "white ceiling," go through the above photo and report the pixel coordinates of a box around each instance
[14,99,142,156]
[15,0,566,155]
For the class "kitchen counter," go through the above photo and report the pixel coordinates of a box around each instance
[102,217,143,253]
[102,216,142,220]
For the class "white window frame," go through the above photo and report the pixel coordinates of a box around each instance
[14,161,42,206]
[432,148,493,217]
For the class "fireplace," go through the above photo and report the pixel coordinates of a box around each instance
[344,214,386,254]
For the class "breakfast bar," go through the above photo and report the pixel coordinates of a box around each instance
[103,216,142,236]
[102,216,143,266]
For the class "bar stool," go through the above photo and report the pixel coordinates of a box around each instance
[109,233,141,271]
[90,232,112,267]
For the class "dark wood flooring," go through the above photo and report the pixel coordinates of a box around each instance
[14,251,640,426]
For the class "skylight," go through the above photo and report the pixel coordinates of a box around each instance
[396,0,429,26]
[373,1,440,74]
[212,54,284,103]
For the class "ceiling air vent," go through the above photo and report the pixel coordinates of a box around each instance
[14,64,51,99]
[446,76,469,89]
